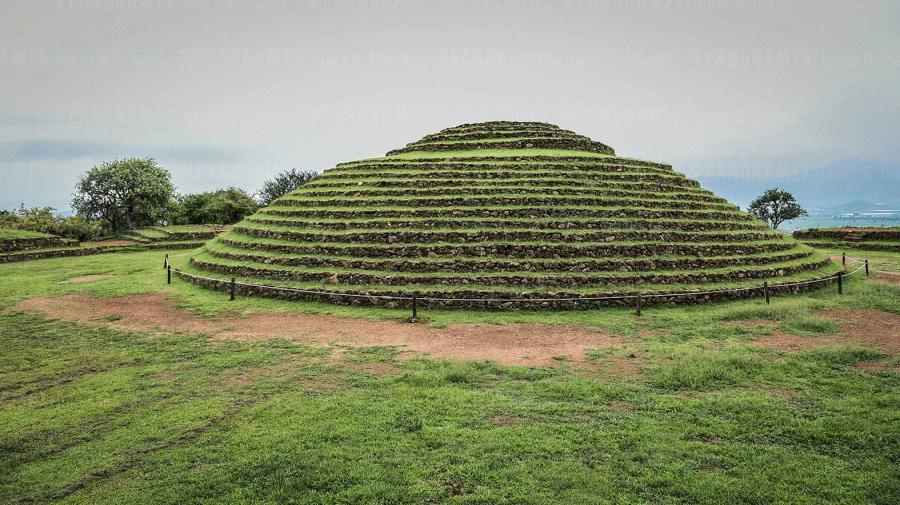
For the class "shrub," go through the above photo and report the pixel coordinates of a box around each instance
[177,188,258,224]
[0,207,102,241]
[258,169,319,206]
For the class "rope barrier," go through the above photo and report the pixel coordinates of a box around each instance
[170,253,866,306]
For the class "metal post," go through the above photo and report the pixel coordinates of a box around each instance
[842,252,846,266]
[764,281,769,304]
[230,277,236,301]
[167,265,171,285]
[635,292,642,316]
[865,259,869,276]
[837,271,843,295]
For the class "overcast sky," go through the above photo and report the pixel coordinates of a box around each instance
[1,0,897,210]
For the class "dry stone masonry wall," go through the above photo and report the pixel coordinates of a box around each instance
[184,121,838,308]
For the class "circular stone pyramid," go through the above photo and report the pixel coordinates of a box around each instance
[184,121,838,308]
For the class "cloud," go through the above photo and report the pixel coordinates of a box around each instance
[1,139,109,161]
[0,139,240,163]
[156,146,241,163]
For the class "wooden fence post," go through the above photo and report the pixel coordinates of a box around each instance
[865,259,869,276]
[230,277,236,301]
[408,294,419,322]
[764,281,769,304]
[164,254,168,269]
[842,252,846,266]
[635,292,642,316]
[837,271,843,295]
[167,265,171,285]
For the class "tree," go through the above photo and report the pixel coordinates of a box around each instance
[0,206,101,241]
[72,158,175,231]
[257,169,319,206]
[748,188,807,229]
[178,188,258,224]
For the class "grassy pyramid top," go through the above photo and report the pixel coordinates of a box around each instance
[386,121,615,156]
[182,121,837,309]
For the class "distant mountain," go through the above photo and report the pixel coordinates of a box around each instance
[695,159,899,211]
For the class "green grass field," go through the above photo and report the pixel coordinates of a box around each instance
[1,246,898,503]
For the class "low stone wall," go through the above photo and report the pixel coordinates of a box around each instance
[175,268,839,310]
[262,207,752,221]
[0,246,107,263]
[247,216,763,232]
[233,226,779,245]
[0,241,203,263]
[306,179,692,193]
[332,161,674,175]
[294,187,724,203]
[157,231,218,241]
[206,247,812,273]
[192,256,828,288]
[219,236,795,259]
[386,138,615,156]
[207,249,812,273]
[442,121,562,132]
[338,156,671,170]
[794,228,900,240]
[322,170,694,187]
[797,240,900,252]
[281,196,736,212]
[0,236,68,252]
[420,130,583,142]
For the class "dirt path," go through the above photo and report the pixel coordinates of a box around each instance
[15,293,621,366]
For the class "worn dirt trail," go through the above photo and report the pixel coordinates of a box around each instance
[16,293,621,366]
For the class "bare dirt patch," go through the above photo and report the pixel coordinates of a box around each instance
[817,309,900,354]
[749,309,899,355]
[16,293,621,366]
[490,415,523,426]
[856,360,899,373]
[730,319,778,329]
[751,332,840,352]
[875,271,900,285]
[58,274,114,284]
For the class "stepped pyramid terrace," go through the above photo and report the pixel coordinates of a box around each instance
[181,121,839,308]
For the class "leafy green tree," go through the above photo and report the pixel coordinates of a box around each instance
[258,169,319,206]
[748,188,807,229]
[0,206,101,241]
[72,158,175,231]
[179,188,257,224]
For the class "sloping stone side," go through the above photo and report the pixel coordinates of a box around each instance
[175,268,839,310]
[247,216,764,232]
[218,237,795,258]
[338,157,671,169]
[793,229,900,240]
[0,241,203,263]
[262,207,753,221]
[386,138,615,156]
[232,226,779,244]
[205,247,812,272]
